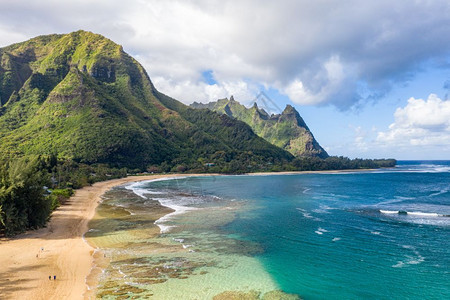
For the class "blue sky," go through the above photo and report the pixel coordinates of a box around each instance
[1,0,450,159]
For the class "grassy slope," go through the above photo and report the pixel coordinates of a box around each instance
[0,31,176,167]
[191,98,328,158]
[0,31,293,169]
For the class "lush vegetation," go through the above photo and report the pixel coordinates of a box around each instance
[0,157,51,236]
[169,155,396,174]
[0,155,128,236]
[191,97,328,158]
[289,156,396,171]
[0,30,292,170]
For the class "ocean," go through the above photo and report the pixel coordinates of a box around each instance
[86,161,450,299]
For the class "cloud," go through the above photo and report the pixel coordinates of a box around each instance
[353,126,370,152]
[280,55,359,108]
[377,94,450,147]
[152,77,260,104]
[1,1,450,108]
[0,25,28,47]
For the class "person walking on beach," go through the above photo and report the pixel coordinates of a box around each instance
[53,275,56,280]
[49,275,51,280]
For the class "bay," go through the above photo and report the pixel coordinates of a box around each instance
[87,161,450,299]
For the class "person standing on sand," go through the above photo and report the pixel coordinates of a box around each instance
[53,275,56,280]
[48,276,51,280]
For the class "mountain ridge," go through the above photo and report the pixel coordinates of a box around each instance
[191,97,328,158]
[0,30,293,170]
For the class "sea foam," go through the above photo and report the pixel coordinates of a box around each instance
[392,245,425,268]
[315,227,328,235]
[126,178,197,233]
[380,209,444,217]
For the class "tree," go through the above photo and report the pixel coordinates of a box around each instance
[0,157,51,236]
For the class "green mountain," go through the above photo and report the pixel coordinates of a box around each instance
[0,30,293,170]
[191,97,328,158]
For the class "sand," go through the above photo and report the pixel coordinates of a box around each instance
[0,174,196,300]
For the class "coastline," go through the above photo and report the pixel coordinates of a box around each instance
[0,174,197,300]
[0,169,377,299]
[246,169,376,176]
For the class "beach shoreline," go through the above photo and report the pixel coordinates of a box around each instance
[0,174,197,300]
[0,169,377,299]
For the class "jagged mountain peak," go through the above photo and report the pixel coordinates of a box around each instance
[190,97,328,158]
[279,104,309,129]
[282,104,295,114]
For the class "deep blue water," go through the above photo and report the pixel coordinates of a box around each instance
[145,161,450,299]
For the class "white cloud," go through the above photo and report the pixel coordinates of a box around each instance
[1,1,450,108]
[153,77,259,105]
[353,126,369,152]
[281,55,357,106]
[0,25,28,47]
[377,94,450,147]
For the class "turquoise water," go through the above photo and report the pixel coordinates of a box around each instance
[92,161,450,299]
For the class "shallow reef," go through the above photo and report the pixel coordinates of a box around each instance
[213,289,301,300]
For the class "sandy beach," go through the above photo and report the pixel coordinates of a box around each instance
[0,174,198,300]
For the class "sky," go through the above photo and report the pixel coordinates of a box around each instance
[1,0,450,160]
